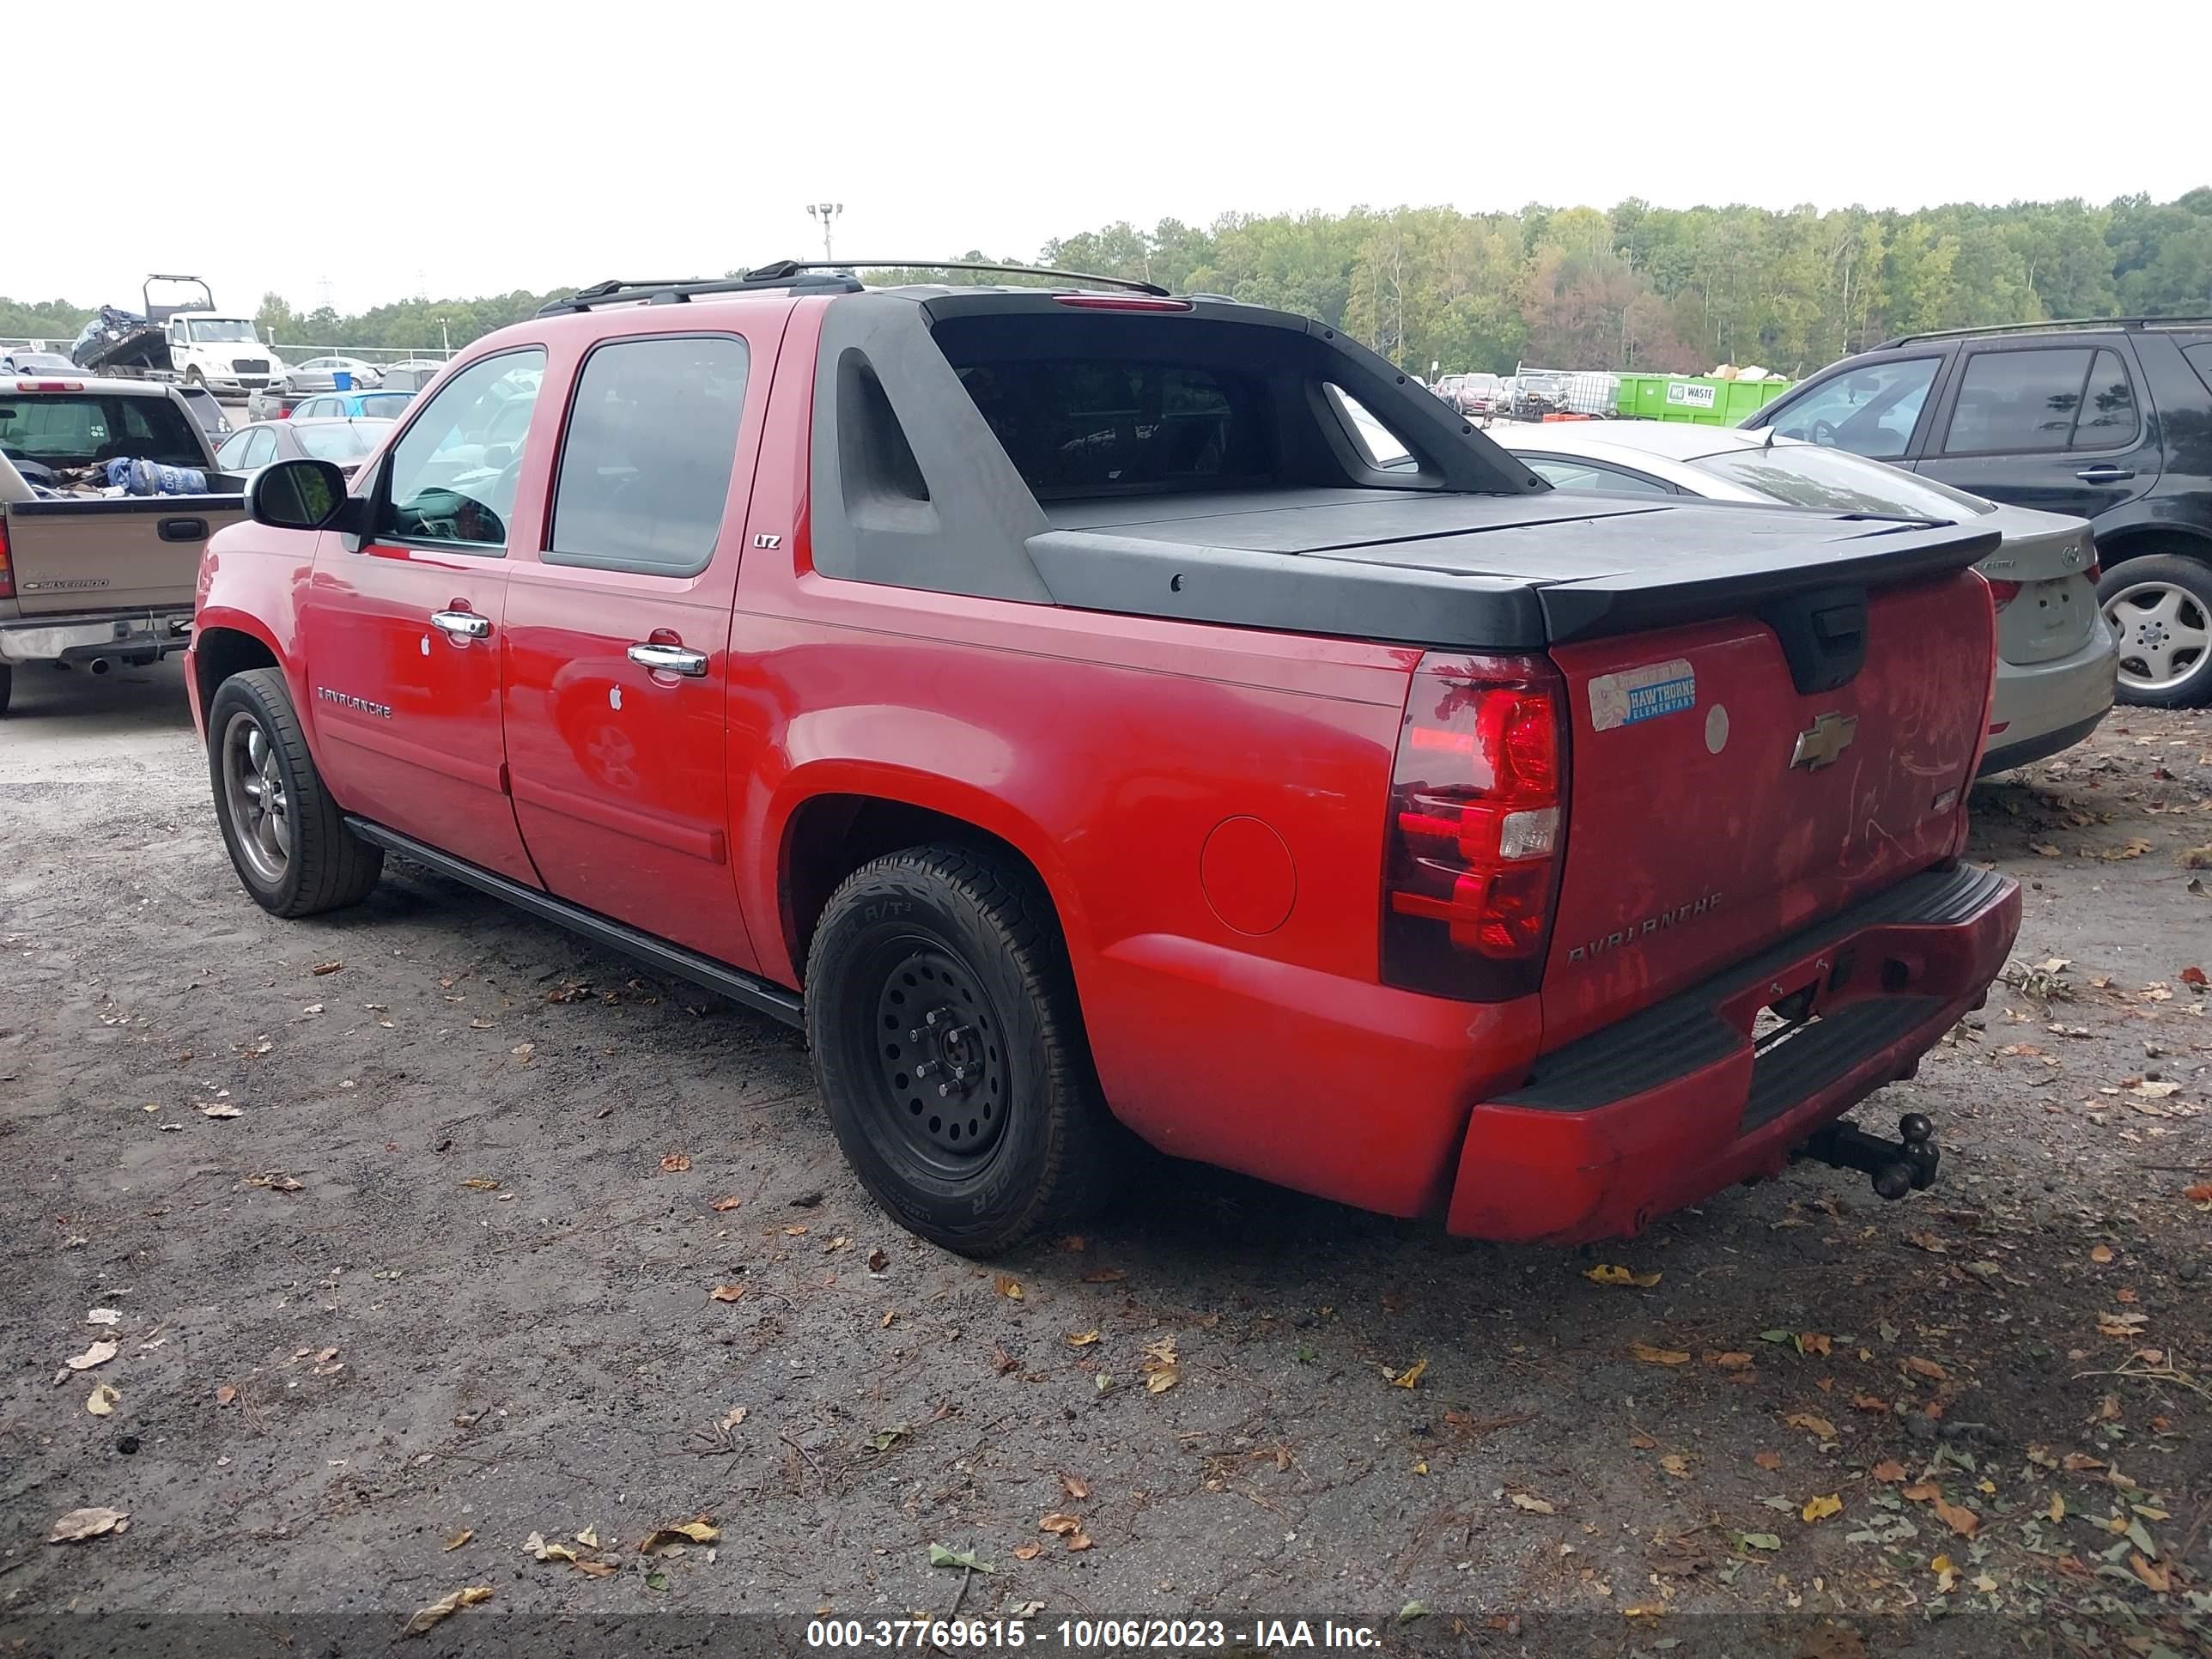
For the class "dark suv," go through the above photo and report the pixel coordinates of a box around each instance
[1746,319,2212,706]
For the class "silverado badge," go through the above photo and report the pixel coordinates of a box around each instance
[1790,711,1858,770]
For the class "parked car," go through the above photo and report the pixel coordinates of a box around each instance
[1491,422,2117,776]
[1743,319,2212,706]
[378,363,443,392]
[0,349,79,376]
[287,390,416,422]
[188,270,2018,1256]
[1435,372,1506,416]
[0,377,246,715]
[215,417,392,478]
[288,356,384,389]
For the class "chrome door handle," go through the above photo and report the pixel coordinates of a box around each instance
[627,642,708,678]
[429,609,490,640]
[2075,465,2135,483]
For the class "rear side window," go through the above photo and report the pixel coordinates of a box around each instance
[0,393,204,471]
[2185,341,2212,395]
[548,334,749,575]
[951,359,1273,497]
[1941,348,2091,453]
[2072,349,2138,447]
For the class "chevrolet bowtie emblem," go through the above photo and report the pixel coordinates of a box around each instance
[1790,711,1859,770]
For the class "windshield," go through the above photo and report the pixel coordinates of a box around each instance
[1688,443,1995,520]
[295,422,386,462]
[0,392,205,470]
[186,319,261,344]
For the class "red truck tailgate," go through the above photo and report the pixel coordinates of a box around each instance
[1540,568,1993,1049]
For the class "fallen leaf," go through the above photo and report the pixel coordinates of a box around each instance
[2179,966,2207,988]
[1583,1264,1662,1288]
[1872,1460,1907,1483]
[2060,1453,2106,1472]
[1630,1430,1659,1450]
[1397,1601,1429,1625]
[1508,1492,1555,1515]
[1145,1369,1178,1394]
[67,1340,118,1371]
[1933,1497,1980,1537]
[1902,1482,1939,1502]
[442,1528,473,1551]
[246,1172,302,1193]
[1065,1330,1100,1348]
[1389,1358,1428,1389]
[927,1543,992,1573]
[1738,1532,1782,1553]
[643,1570,669,1591]
[216,1384,236,1406]
[659,1152,691,1173]
[783,1224,809,1236]
[1850,1393,1892,1414]
[1704,1351,1753,1370]
[47,1507,129,1543]
[866,1249,890,1273]
[1905,1357,1948,1382]
[1081,1268,1126,1284]
[1786,1413,1838,1441]
[2184,1183,2212,1203]
[995,1274,1024,1300]
[1038,1513,1083,1534]
[201,1103,244,1119]
[1060,1474,1091,1500]
[311,960,343,975]
[709,1195,743,1212]
[1753,1450,1783,1472]
[525,1532,577,1563]
[1631,1342,1692,1366]
[2130,1553,2172,1593]
[1796,1333,1832,1357]
[2130,1079,2183,1099]
[401,1586,491,1636]
[86,1382,119,1416]
[2045,1493,2064,1524]
[709,1285,746,1303]
[573,1559,617,1577]
[460,1177,501,1192]
[1801,1493,1842,1523]
[85,1307,121,1326]
[1012,1545,1043,1561]
[1659,1454,1690,1478]
[638,1521,719,1553]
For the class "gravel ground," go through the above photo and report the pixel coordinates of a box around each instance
[1,659,2206,1656]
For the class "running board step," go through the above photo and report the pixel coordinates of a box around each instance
[343,817,805,1030]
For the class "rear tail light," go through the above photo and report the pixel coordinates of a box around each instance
[2085,558,2101,582]
[0,517,12,599]
[1986,579,2021,611]
[1382,653,1569,1000]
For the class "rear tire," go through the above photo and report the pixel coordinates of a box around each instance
[0,664,12,717]
[805,844,1122,1257]
[207,667,383,917]
[2100,551,2212,708]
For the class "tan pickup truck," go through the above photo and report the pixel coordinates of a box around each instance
[0,375,246,714]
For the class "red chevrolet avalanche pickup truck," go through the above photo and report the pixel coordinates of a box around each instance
[187,262,2021,1256]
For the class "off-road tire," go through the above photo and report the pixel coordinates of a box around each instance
[207,667,383,916]
[805,843,1123,1256]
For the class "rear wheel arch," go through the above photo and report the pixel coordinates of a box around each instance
[778,791,1082,991]
[2090,521,2212,571]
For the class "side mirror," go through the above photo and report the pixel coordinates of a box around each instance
[249,458,350,532]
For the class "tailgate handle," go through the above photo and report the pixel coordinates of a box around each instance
[1759,585,1868,696]
[158,517,210,542]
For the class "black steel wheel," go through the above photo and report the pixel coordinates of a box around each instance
[806,843,1122,1256]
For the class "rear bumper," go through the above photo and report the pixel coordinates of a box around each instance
[0,608,194,665]
[1980,619,2118,775]
[1444,863,2021,1243]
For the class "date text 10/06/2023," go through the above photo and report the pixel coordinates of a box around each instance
[805,1619,1384,1650]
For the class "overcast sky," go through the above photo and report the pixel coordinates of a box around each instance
[19,0,2209,319]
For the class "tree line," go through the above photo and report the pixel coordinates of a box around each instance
[7,189,2206,379]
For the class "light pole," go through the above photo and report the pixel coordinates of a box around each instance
[805,202,844,263]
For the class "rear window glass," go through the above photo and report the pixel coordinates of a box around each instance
[359,392,413,419]
[548,334,750,575]
[295,422,384,462]
[1689,444,1994,519]
[0,393,204,471]
[951,358,1271,497]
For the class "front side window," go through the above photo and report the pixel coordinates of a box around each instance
[548,335,749,575]
[377,348,546,549]
[1767,356,1941,459]
[1941,348,2092,454]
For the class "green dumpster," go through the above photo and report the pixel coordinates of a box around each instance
[1612,374,1793,426]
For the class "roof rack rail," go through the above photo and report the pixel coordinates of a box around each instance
[536,269,866,315]
[765,258,1170,297]
[1881,314,2212,348]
